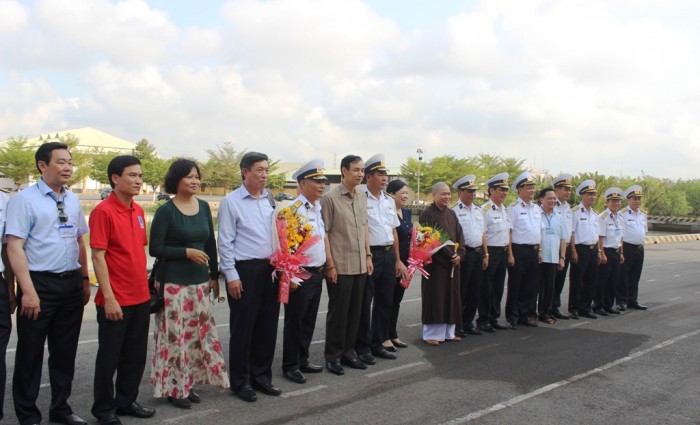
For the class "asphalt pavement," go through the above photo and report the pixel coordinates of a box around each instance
[3,241,700,424]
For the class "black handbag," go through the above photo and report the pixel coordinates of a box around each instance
[148,257,165,314]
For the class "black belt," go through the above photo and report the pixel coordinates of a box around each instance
[31,269,80,279]
[512,243,540,250]
[576,244,597,250]
[603,247,620,254]
[465,246,483,253]
[623,242,644,249]
[489,246,509,252]
[302,266,323,274]
[236,259,270,266]
[370,245,392,253]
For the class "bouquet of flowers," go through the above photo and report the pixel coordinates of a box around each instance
[270,205,321,304]
[400,225,452,288]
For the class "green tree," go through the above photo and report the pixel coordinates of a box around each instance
[673,179,700,216]
[201,142,246,191]
[0,136,36,185]
[268,173,287,190]
[88,148,120,185]
[132,138,158,162]
[142,157,171,195]
[59,133,91,188]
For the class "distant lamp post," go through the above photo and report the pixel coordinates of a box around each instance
[416,148,423,203]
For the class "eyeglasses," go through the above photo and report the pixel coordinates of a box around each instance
[56,201,68,224]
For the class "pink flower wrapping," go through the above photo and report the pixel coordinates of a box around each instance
[270,217,321,304]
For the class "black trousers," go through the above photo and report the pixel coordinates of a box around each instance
[13,271,84,425]
[459,249,483,329]
[620,243,645,305]
[92,301,150,420]
[595,248,620,310]
[477,247,507,326]
[325,274,366,362]
[356,248,395,354]
[282,269,323,372]
[506,244,540,323]
[570,245,599,313]
[388,276,406,340]
[0,276,11,421]
[227,261,280,392]
[538,263,558,317]
[552,246,571,311]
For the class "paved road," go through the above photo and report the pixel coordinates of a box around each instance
[3,241,700,424]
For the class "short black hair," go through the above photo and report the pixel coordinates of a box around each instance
[35,142,69,173]
[107,155,141,188]
[164,158,201,194]
[340,155,362,179]
[240,152,268,180]
[539,187,555,199]
[386,179,407,194]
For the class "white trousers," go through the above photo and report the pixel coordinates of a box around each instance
[422,324,456,341]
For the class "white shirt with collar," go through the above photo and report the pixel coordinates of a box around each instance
[620,206,647,245]
[481,200,511,247]
[452,200,485,248]
[599,208,624,249]
[364,187,399,246]
[554,199,573,238]
[290,194,326,267]
[572,203,599,245]
[506,197,543,245]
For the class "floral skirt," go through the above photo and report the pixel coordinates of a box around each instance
[150,281,230,399]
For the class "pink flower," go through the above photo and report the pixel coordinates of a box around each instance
[212,340,222,354]
[166,285,181,295]
[211,364,219,376]
[183,298,194,312]
[183,331,193,342]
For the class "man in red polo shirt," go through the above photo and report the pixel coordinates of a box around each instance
[89,155,155,425]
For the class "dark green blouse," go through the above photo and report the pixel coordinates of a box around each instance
[149,198,218,285]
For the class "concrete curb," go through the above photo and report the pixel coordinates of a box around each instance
[645,234,700,244]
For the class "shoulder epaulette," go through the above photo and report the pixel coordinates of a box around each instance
[509,201,517,208]
[600,212,607,219]
[482,203,490,210]
[289,200,304,213]
[592,209,598,214]
[620,207,629,214]
[640,209,648,214]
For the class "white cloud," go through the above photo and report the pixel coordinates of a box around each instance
[180,27,223,57]
[0,0,28,35]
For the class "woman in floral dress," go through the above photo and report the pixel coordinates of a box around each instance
[149,159,229,409]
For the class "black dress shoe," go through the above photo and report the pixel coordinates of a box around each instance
[628,302,647,310]
[570,311,580,320]
[552,310,570,320]
[167,397,192,409]
[188,390,201,403]
[391,339,408,348]
[251,381,282,396]
[604,307,621,315]
[326,361,345,375]
[341,357,368,369]
[592,308,609,316]
[490,322,508,331]
[465,326,482,335]
[49,413,88,425]
[116,402,156,418]
[455,329,467,338]
[478,322,496,333]
[372,348,397,360]
[300,362,323,373]
[284,369,307,384]
[383,344,397,352]
[581,311,598,319]
[358,352,376,365]
[234,385,257,402]
[617,303,627,311]
[507,321,518,330]
[99,414,122,425]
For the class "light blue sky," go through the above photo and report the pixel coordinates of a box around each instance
[1,0,699,179]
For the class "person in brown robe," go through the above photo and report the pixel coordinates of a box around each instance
[419,182,466,345]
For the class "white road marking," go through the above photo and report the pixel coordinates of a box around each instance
[441,328,700,424]
[406,323,422,327]
[281,385,327,398]
[647,260,699,268]
[310,339,325,345]
[647,279,657,282]
[365,361,426,378]
[163,409,220,423]
[458,344,499,356]
[570,321,590,328]
[669,297,681,301]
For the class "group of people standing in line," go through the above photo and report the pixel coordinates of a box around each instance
[0,143,648,425]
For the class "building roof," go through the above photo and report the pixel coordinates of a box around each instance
[24,127,136,152]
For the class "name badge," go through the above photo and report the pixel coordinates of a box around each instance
[59,224,76,238]
[545,228,555,235]
[614,229,622,236]
[137,216,145,229]
[493,216,502,223]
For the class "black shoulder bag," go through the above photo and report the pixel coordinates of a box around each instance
[148,256,167,314]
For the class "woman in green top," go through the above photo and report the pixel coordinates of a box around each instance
[149,159,230,409]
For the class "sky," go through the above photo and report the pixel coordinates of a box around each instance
[1,0,699,179]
